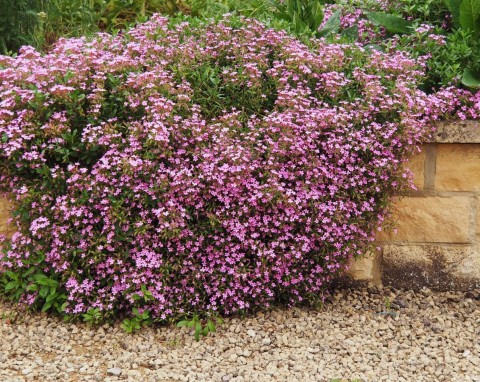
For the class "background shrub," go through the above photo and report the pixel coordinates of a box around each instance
[324,0,480,90]
[1,16,477,324]
[3,0,479,93]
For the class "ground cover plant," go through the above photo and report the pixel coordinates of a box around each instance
[1,14,479,330]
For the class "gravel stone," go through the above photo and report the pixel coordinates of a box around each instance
[106,367,122,376]
[247,330,256,338]
[262,338,272,346]
[1,287,480,381]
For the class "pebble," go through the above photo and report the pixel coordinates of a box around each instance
[1,287,479,381]
[247,330,256,338]
[106,367,122,376]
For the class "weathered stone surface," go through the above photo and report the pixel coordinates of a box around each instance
[404,149,425,190]
[377,196,472,243]
[383,244,480,290]
[477,199,480,241]
[347,251,381,283]
[435,144,480,191]
[0,197,12,235]
[433,120,480,143]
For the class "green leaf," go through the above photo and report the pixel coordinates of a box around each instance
[121,320,132,333]
[317,11,341,37]
[5,281,18,290]
[444,0,464,27]
[33,274,50,285]
[1,133,7,143]
[176,320,190,327]
[132,293,142,301]
[207,320,216,333]
[459,0,480,32]
[366,12,413,34]
[41,300,53,312]
[58,302,68,313]
[462,68,480,88]
[340,25,359,41]
[46,293,58,303]
[5,271,18,281]
[26,284,38,292]
[39,286,49,298]
[22,267,36,277]
[292,11,306,32]
[307,1,324,31]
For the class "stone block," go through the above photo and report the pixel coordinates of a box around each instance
[477,199,480,241]
[435,144,480,191]
[0,197,12,235]
[433,120,480,143]
[347,251,381,283]
[383,244,480,290]
[377,196,472,243]
[404,149,425,190]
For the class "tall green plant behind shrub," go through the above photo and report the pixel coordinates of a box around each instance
[0,0,43,54]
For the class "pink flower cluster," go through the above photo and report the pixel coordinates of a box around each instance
[0,16,478,320]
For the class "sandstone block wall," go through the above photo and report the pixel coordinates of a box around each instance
[350,120,480,290]
[0,197,12,237]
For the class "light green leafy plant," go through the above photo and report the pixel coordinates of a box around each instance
[444,0,480,87]
[365,11,414,34]
[82,307,104,326]
[177,313,224,341]
[121,308,152,333]
[272,0,325,34]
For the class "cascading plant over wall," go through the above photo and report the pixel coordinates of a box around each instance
[0,15,478,327]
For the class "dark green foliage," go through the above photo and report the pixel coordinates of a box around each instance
[462,68,480,88]
[272,0,324,34]
[0,0,43,54]
[445,0,463,25]
[317,10,341,37]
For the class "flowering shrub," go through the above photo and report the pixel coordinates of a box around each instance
[0,15,478,323]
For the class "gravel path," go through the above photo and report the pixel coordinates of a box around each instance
[1,286,479,382]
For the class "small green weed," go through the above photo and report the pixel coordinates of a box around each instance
[177,313,223,341]
[1,311,18,324]
[373,296,397,318]
[121,308,152,333]
[82,307,104,326]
